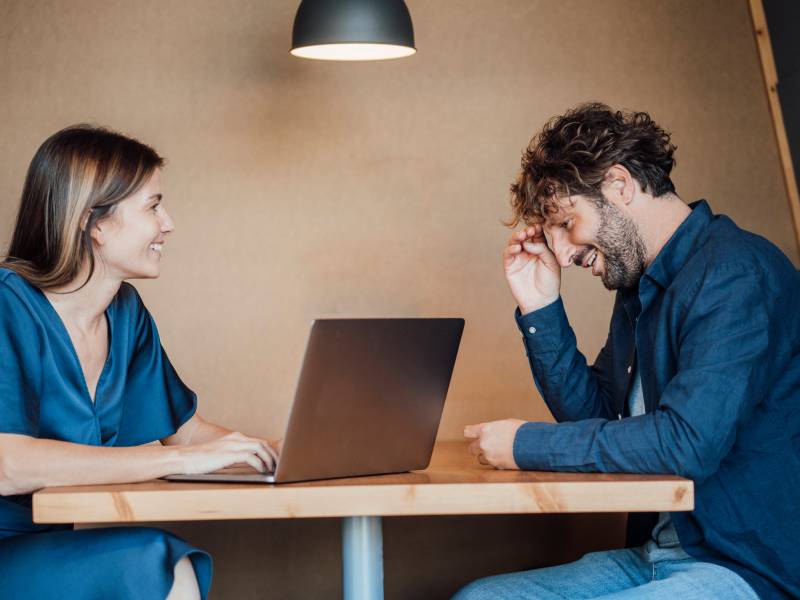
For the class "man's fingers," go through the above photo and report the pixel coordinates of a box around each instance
[477,454,491,466]
[468,439,482,456]
[503,245,523,269]
[522,241,548,255]
[507,227,549,257]
[464,423,484,438]
[510,228,536,244]
[508,221,546,244]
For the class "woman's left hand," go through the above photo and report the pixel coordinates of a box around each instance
[163,414,283,466]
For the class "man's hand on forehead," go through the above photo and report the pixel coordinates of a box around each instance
[516,221,545,239]
[503,214,562,314]
[522,217,553,247]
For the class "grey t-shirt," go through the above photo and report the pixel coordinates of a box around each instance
[628,364,690,560]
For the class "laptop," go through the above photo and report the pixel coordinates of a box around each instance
[164,317,464,484]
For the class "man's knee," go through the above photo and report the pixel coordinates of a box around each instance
[451,576,503,600]
[452,572,546,600]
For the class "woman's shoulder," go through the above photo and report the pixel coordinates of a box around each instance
[1,266,29,287]
[115,280,142,304]
[111,281,150,324]
[0,267,39,307]
[0,268,43,335]
[110,283,164,348]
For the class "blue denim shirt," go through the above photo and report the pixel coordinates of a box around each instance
[514,200,800,599]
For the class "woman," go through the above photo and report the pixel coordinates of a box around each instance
[0,125,278,599]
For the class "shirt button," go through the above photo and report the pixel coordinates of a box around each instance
[528,326,537,334]
[627,365,632,374]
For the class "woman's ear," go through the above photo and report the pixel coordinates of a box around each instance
[79,209,91,232]
[87,212,106,246]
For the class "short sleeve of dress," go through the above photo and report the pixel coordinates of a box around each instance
[115,284,197,446]
[0,281,43,436]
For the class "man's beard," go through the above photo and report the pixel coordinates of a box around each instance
[593,200,648,290]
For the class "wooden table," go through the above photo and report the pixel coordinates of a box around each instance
[33,441,694,599]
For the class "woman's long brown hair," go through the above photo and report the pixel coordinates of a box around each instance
[2,125,164,290]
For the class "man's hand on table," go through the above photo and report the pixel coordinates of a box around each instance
[464,419,525,469]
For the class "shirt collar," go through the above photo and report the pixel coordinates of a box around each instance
[642,199,714,289]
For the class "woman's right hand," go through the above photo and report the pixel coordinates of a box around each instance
[174,432,278,475]
[503,223,561,314]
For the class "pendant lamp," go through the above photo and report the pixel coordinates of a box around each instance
[291,0,416,61]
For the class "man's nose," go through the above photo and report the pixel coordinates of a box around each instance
[550,235,577,268]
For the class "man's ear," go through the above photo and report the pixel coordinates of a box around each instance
[604,164,635,206]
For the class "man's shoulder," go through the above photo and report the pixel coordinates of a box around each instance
[676,214,798,293]
[670,215,800,312]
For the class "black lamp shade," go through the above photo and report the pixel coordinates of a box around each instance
[291,0,416,61]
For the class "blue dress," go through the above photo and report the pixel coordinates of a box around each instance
[0,268,212,599]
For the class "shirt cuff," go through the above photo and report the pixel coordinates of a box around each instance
[512,421,556,470]
[514,297,570,355]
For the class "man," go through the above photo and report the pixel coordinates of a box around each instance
[456,103,800,599]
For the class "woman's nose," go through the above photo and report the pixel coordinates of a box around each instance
[160,208,175,233]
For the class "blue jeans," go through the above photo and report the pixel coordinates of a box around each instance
[451,547,759,599]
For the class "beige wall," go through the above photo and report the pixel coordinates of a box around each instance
[2,1,797,598]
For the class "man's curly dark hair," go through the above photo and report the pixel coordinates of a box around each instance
[509,102,677,226]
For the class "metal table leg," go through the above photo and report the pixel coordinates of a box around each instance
[342,516,384,600]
